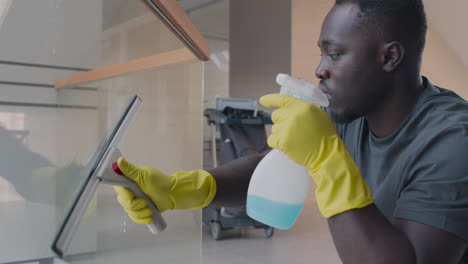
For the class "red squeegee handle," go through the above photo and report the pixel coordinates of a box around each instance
[112,162,123,175]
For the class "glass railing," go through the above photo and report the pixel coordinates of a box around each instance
[62,62,204,264]
[0,85,102,262]
[0,59,204,264]
[0,0,206,263]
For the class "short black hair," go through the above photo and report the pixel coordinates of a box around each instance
[335,0,427,59]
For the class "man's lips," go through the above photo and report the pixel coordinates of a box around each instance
[318,83,331,98]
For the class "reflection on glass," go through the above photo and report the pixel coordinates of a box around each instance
[0,91,100,263]
[0,88,145,263]
[101,0,185,67]
[0,60,204,264]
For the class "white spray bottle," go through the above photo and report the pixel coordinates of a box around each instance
[246,73,329,230]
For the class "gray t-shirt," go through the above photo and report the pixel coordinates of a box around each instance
[329,77,468,262]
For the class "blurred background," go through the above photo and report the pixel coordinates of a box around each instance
[0,0,465,263]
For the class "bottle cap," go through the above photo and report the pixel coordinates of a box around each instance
[276,73,288,86]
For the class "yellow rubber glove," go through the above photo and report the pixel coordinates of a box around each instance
[260,94,374,218]
[113,157,216,224]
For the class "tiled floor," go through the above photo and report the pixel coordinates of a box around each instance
[202,200,341,264]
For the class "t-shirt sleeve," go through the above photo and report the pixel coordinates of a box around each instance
[394,124,468,242]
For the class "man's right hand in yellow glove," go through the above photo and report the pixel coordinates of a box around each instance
[113,157,216,225]
[260,94,374,218]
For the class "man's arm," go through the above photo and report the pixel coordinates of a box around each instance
[207,151,268,207]
[328,204,467,264]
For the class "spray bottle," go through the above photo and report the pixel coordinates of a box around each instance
[246,73,329,230]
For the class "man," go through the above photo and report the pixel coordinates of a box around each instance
[114,0,468,263]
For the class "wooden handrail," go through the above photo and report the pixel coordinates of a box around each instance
[142,0,211,61]
[54,48,196,88]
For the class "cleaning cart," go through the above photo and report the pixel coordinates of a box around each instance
[203,98,274,240]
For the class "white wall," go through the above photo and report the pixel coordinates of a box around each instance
[422,23,468,99]
[291,0,332,84]
[424,0,468,70]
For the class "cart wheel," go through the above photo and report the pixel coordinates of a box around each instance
[264,227,274,238]
[210,221,222,240]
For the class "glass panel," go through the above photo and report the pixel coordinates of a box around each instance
[0,0,204,263]
[0,102,56,263]
[0,59,204,264]
[0,87,100,263]
[60,60,204,264]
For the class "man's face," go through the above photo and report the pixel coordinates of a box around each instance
[316,4,389,123]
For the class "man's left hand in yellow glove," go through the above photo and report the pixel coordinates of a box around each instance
[113,157,217,224]
[259,93,374,218]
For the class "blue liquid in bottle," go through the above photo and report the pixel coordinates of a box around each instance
[246,195,304,230]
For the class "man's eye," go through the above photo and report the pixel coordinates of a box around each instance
[329,54,340,60]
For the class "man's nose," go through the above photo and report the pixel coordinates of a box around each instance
[315,63,330,80]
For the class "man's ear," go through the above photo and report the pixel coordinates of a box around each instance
[380,41,404,72]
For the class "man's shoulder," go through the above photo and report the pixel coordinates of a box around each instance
[414,84,468,131]
[407,84,468,170]
[421,84,467,108]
